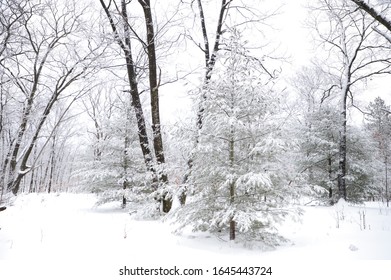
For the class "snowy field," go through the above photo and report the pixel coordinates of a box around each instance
[0,193,390,280]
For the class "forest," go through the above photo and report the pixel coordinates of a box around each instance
[1,0,391,245]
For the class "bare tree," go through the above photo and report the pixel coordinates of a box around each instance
[0,0,102,197]
[311,0,391,200]
[0,0,32,202]
[99,0,175,212]
[99,0,156,179]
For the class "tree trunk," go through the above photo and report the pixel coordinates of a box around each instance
[180,0,230,206]
[47,138,56,194]
[122,107,131,209]
[337,82,349,201]
[386,155,389,207]
[139,0,171,213]
[99,0,158,188]
[328,154,333,201]
[120,0,156,178]
[229,124,235,241]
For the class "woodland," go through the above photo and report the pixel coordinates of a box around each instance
[1,0,391,244]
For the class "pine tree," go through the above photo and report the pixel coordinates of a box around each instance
[172,31,296,246]
[366,97,391,206]
[290,66,340,204]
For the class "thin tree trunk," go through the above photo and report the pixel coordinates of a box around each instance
[229,124,235,241]
[180,0,231,206]
[11,83,65,194]
[386,154,389,207]
[47,137,56,194]
[328,154,333,201]
[122,107,131,209]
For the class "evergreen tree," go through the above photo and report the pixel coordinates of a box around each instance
[291,65,376,205]
[366,97,391,206]
[172,31,296,246]
[72,88,152,210]
[290,66,340,204]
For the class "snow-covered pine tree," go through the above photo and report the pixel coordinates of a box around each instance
[172,30,296,247]
[366,97,391,206]
[290,66,340,204]
[295,104,340,203]
[345,124,378,203]
[290,65,378,205]
[311,0,391,201]
[71,87,153,210]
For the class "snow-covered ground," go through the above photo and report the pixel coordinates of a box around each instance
[0,193,390,279]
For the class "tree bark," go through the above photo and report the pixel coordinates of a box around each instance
[47,137,56,194]
[229,123,235,240]
[337,97,347,201]
[328,154,333,201]
[351,0,391,32]
[138,0,171,213]
[386,155,389,207]
[337,65,355,200]
[99,0,158,186]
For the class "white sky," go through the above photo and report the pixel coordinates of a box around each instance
[159,0,313,125]
[159,0,391,126]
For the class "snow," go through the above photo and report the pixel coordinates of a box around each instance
[0,193,390,280]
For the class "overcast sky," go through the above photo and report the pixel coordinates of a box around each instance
[158,0,390,126]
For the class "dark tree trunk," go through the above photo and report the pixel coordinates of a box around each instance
[122,179,128,209]
[47,139,56,194]
[328,154,334,202]
[99,0,158,189]
[139,0,171,213]
[11,58,89,195]
[120,0,156,176]
[11,88,60,194]
[337,84,349,201]
[229,124,235,241]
